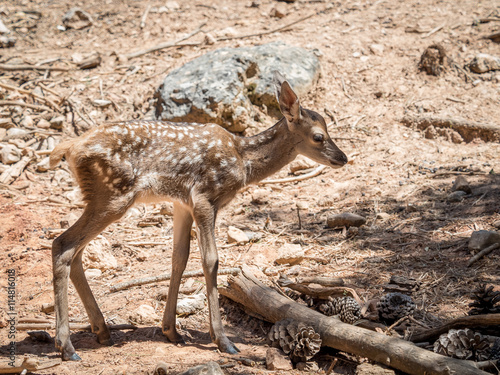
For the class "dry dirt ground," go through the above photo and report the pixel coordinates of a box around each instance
[1,0,500,374]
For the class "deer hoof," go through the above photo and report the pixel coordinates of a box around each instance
[164,329,185,344]
[63,352,82,361]
[218,338,240,354]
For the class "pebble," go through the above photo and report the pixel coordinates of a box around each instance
[251,188,270,204]
[36,157,51,172]
[37,119,51,129]
[227,226,250,244]
[129,304,159,324]
[451,175,472,194]
[178,362,224,375]
[50,116,65,130]
[266,348,293,371]
[6,127,29,140]
[369,43,385,56]
[176,293,206,315]
[82,236,118,271]
[1,144,21,164]
[20,115,33,128]
[446,190,467,202]
[275,243,304,265]
[468,230,500,251]
[84,268,102,279]
[327,212,366,228]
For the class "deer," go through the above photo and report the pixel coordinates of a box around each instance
[49,72,348,361]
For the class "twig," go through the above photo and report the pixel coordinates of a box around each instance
[218,12,317,41]
[0,82,61,112]
[0,64,69,72]
[259,165,326,185]
[385,316,409,334]
[351,115,366,129]
[0,156,32,184]
[140,3,151,29]
[16,323,137,331]
[340,76,352,99]
[422,23,445,38]
[66,99,94,129]
[126,22,207,59]
[409,313,500,343]
[110,267,241,293]
[467,243,500,267]
[0,100,52,112]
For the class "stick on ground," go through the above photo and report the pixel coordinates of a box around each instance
[110,267,241,293]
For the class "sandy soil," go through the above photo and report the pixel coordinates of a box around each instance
[0,0,499,374]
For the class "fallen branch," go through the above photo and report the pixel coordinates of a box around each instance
[409,313,500,343]
[467,243,500,267]
[401,115,500,143]
[295,276,345,287]
[219,265,490,375]
[126,22,206,59]
[0,64,69,72]
[0,100,52,112]
[16,323,136,331]
[259,165,326,185]
[277,275,360,302]
[0,357,61,374]
[110,267,241,293]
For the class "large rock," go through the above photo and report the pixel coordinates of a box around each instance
[154,42,320,132]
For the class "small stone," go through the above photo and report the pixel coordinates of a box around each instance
[270,5,286,18]
[275,243,304,265]
[227,226,250,244]
[20,115,34,128]
[317,194,340,207]
[468,230,500,251]
[83,236,118,271]
[1,144,21,164]
[165,1,180,10]
[289,157,316,173]
[37,119,51,129]
[327,213,366,228]
[296,362,320,371]
[6,128,29,139]
[159,202,174,216]
[468,53,500,74]
[266,347,293,371]
[136,250,148,262]
[447,190,467,202]
[296,201,309,210]
[492,220,500,229]
[84,268,102,279]
[176,293,206,315]
[50,116,65,130]
[41,302,55,314]
[36,157,51,172]
[369,44,385,56]
[451,176,472,194]
[179,361,224,375]
[251,188,270,204]
[129,304,159,324]
[62,7,93,30]
[203,33,216,45]
[376,212,391,221]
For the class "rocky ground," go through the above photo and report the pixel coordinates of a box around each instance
[0,0,500,374]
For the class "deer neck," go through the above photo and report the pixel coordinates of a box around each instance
[238,118,299,185]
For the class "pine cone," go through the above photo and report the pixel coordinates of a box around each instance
[268,319,322,362]
[433,329,491,361]
[319,297,361,324]
[377,292,415,324]
[468,284,500,315]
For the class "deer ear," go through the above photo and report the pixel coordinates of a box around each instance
[278,80,300,123]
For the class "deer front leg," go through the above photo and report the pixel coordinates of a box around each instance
[193,201,239,354]
[162,202,193,343]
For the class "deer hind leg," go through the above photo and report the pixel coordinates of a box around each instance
[53,198,132,361]
[192,199,239,354]
[162,202,193,343]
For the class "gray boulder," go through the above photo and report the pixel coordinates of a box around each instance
[154,42,320,132]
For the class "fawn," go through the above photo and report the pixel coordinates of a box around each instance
[49,72,348,360]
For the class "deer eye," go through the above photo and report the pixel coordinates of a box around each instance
[313,133,324,143]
